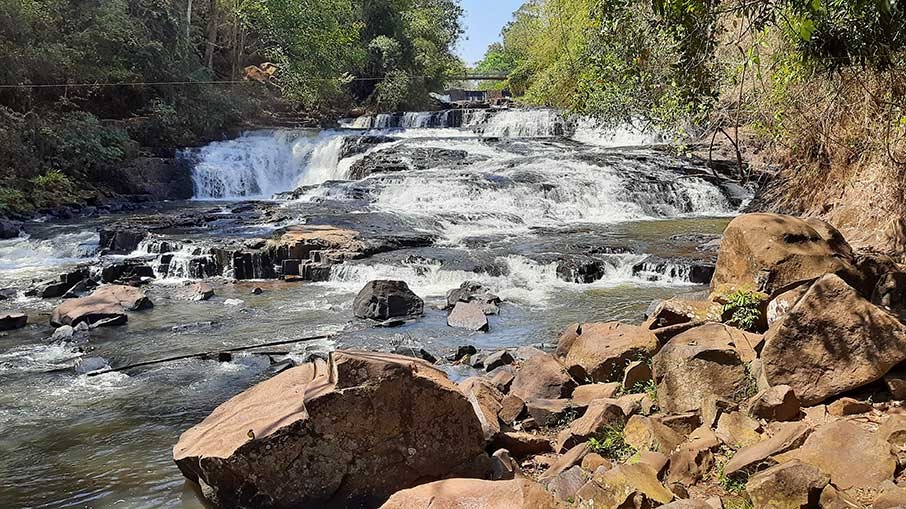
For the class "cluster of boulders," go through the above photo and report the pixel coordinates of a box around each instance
[352,279,501,331]
[172,212,906,508]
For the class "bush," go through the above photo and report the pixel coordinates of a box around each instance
[721,289,766,331]
[587,423,636,460]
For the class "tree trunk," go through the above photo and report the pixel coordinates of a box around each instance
[204,0,219,71]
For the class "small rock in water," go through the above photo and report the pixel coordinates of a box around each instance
[251,287,264,295]
[75,356,109,375]
[189,282,215,301]
[224,298,244,306]
[0,288,17,300]
[447,301,489,332]
[446,281,501,315]
[50,325,74,341]
[0,312,27,331]
[448,345,478,362]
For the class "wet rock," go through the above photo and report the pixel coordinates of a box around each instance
[51,285,152,327]
[724,421,812,476]
[0,312,27,331]
[0,219,22,239]
[558,322,658,383]
[652,324,750,413]
[0,288,16,300]
[27,267,90,298]
[186,282,215,301]
[632,256,715,285]
[447,301,489,331]
[349,146,486,180]
[74,356,109,375]
[100,261,155,283]
[710,213,859,295]
[761,274,906,405]
[98,226,147,254]
[379,478,561,509]
[445,281,501,314]
[749,385,800,422]
[745,460,829,509]
[827,397,872,416]
[251,287,264,295]
[775,420,896,491]
[449,344,478,362]
[174,351,489,508]
[510,354,575,401]
[575,463,673,508]
[353,280,424,321]
[109,156,193,201]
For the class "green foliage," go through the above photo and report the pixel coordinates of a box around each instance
[0,188,29,214]
[626,379,658,404]
[721,290,765,331]
[715,451,749,494]
[32,170,70,189]
[587,423,635,460]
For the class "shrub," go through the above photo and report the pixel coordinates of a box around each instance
[587,423,636,460]
[721,289,766,331]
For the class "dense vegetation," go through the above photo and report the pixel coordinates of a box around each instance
[0,0,463,215]
[480,0,906,250]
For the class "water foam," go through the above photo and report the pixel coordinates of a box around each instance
[0,231,98,276]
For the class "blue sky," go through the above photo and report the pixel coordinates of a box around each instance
[456,0,525,66]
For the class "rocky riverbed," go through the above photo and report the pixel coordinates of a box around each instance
[0,109,767,507]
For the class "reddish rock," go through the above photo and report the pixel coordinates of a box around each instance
[571,383,621,406]
[490,432,552,458]
[498,394,525,425]
[51,284,152,327]
[173,351,488,508]
[745,460,829,509]
[510,354,575,401]
[559,322,658,383]
[826,397,872,416]
[761,274,906,405]
[724,422,812,476]
[447,301,490,331]
[749,385,800,422]
[380,478,562,509]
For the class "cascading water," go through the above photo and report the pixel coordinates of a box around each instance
[187,130,348,199]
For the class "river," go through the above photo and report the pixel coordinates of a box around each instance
[0,109,746,508]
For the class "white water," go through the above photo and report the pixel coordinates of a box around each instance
[0,231,99,280]
[188,130,348,199]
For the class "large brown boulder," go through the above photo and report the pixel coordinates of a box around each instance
[761,274,906,405]
[509,354,575,401]
[558,322,658,383]
[652,324,751,413]
[775,420,897,491]
[380,478,562,509]
[745,460,829,509]
[50,285,152,327]
[173,351,489,508]
[710,213,857,296]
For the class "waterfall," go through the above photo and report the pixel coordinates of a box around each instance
[187,130,349,199]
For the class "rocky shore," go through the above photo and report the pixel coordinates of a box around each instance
[157,211,906,508]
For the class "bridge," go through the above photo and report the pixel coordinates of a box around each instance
[448,72,508,81]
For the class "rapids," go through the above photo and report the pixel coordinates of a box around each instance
[0,108,748,508]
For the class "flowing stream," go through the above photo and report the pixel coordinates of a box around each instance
[0,108,745,508]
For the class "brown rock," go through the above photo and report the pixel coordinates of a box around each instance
[490,449,519,480]
[484,350,515,371]
[701,394,738,428]
[581,452,611,472]
[667,426,721,486]
[546,465,586,502]
[749,385,801,422]
[556,398,625,452]
[510,354,575,401]
[884,368,906,399]
[827,397,872,416]
[555,322,581,357]
[575,463,673,508]
[559,322,658,383]
[353,280,424,320]
[766,282,811,327]
[51,284,152,327]
[652,324,750,413]
[0,312,27,331]
[716,412,763,448]
[461,377,504,440]
[525,398,574,427]
[819,484,863,509]
[380,478,562,509]
[659,412,703,436]
[643,298,723,331]
[724,421,812,476]
[539,443,589,482]
[874,480,906,509]
[659,501,716,509]
[622,360,652,390]
[873,272,906,322]
[635,450,669,476]
[623,415,685,454]
[775,420,896,491]
[498,394,525,425]
[188,282,214,301]
[490,432,552,458]
[571,382,621,406]
[879,414,906,451]
[745,460,829,509]
[173,351,488,508]
[761,274,906,405]
[710,213,858,296]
